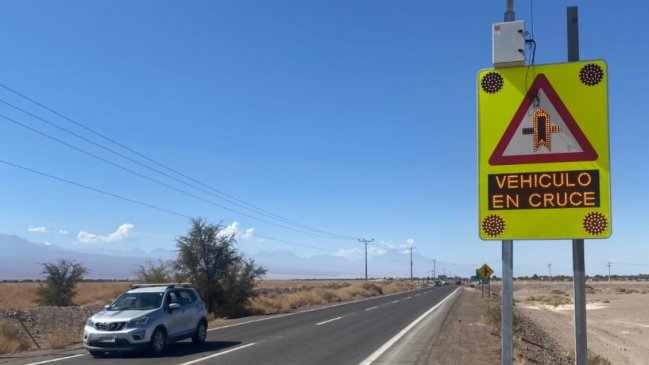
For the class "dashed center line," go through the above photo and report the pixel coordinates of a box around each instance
[25,355,85,365]
[176,342,257,365]
[391,300,400,303]
[316,316,343,326]
[365,306,378,311]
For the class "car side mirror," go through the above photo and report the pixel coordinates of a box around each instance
[104,304,110,310]
[168,302,181,311]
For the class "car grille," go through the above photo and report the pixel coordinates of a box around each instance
[94,322,127,331]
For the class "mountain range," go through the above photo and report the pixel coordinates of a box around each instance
[0,234,445,280]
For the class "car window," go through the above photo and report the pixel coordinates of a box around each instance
[177,289,195,305]
[109,292,162,310]
[165,291,180,307]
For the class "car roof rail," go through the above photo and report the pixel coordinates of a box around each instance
[131,283,192,289]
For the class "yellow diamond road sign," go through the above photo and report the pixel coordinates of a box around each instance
[478,60,611,240]
[479,264,494,281]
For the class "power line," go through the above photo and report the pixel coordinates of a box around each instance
[0,158,191,219]
[0,158,339,253]
[253,233,335,252]
[0,84,357,240]
[0,111,353,240]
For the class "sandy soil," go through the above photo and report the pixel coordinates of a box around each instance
[427,287,501,364]
[427,286,570,364]
[514,281,649,364]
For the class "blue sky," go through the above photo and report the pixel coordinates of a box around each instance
[1,0,648,277]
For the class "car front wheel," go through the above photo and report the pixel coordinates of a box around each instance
[150,328,166,355]
[192,320,207,344]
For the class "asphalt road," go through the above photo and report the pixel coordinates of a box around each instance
[3,285,460,365]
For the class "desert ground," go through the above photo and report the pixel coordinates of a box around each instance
[514,280,649,364]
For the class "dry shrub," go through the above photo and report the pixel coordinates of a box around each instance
[585,285,595,294]
[613,287,638,294]
[341,281,382,298]
[0,282,130,309]
[0,321,30,354]
[526,294,571,307]
[481,300,501,333]
[565,349,612,365]
[47,327,80,350]
[550,289,568,296]
[0,283,40,309]
[248,280,414,315]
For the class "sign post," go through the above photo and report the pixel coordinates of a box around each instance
[568,7,588,365]
[478,6,610,365]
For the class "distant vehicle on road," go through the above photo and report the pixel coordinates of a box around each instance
[83,283,208,356]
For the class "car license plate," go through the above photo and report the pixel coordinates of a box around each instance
[98,336,116,343]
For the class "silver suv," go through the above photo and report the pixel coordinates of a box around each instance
[83,283,208,356]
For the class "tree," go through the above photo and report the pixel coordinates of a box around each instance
[36,259,88,306]
[174,218,266,316]
[133,259,175,283]
[220,257,267,317]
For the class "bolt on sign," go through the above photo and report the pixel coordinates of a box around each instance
[477,60,611,239]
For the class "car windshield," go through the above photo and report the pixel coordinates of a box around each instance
[108,292,163,311]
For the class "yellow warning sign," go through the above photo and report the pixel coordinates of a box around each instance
[478,60,611,240]
[478,264,494,281]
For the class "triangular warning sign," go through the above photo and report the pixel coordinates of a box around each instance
[489,73,597,165]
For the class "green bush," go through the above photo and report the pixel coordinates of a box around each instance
[36,259,87,306]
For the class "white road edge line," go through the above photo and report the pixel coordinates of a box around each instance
[176,342,256,365]
[316,316,343,326]
[358,288,461,365]
[25,354,85,365]
[365,306,378,311]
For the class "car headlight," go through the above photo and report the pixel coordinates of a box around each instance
[86,319,94,327]
[128,316,150,327]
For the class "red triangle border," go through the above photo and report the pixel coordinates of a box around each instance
[489,73,598,165]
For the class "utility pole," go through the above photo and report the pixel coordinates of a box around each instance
[409,247,413,281]
[548,263,552,281]
[432,259,436,280]
[606,261,612,285]
[358,238,374,280]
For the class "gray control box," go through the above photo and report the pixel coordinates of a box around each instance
[492,21,526,68]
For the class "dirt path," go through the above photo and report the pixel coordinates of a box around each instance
[427,287,501,364]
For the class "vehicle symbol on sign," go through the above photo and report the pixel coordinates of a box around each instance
[479,264,494,281]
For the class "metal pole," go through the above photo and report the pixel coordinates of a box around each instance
[409,247,412,281]
[365,241,368,280]
[606,262,612,285]
[433,259,436,280]
[505,0,515,21]
[572,239,588,365]
[500,3,515,364]
[568,7,587,365]
[359,238,374,280]
[502,240,514,365]
[568,7,580,62]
